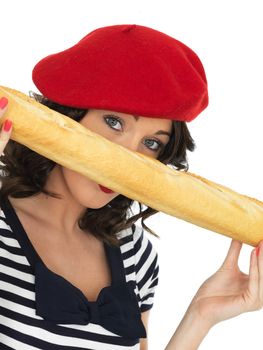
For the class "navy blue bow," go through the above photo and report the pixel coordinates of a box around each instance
[34,262,146,339]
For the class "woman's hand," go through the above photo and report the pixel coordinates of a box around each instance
[165,240,263,350]
[190,239,263,327]
[0,97,13,153]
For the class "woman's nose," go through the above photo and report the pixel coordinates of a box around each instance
[116,135,141,153]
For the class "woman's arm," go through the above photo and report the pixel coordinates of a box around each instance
[140,310,150,350]
[164,239,263,349]
[164,305,210,350]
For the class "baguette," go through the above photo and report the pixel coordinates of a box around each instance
[0,85,263,246]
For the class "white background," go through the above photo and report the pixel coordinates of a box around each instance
[1,0,263,349]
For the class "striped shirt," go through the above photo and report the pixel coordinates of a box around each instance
[0,198,159,349]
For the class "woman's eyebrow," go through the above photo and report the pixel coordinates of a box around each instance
[155,130,171,137]
[132,115,171,137]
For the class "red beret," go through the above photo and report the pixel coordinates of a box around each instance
[32,24,208,122]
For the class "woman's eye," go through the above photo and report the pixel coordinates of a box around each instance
[104,115,163,153]
[144,139,163,152]
[104,115,123,131]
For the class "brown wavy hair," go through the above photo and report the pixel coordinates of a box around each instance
[0,93,196,246]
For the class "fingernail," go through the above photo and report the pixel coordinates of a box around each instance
[3,119,12,132]
[256,246,260,256]
[0,97,8,110]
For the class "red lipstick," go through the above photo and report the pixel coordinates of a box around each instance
[99,185,115,194]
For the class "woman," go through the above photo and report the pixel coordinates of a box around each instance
[0,24,262,350]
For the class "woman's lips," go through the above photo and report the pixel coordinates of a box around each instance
[99,185,115,194]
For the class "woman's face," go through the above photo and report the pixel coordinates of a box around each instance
[81,109,172,156]
[60,109,172,208]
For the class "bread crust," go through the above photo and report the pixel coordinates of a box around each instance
[0,85,263,246]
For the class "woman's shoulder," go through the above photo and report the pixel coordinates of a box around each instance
[117,223,145,246]
[117,223,158,262]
